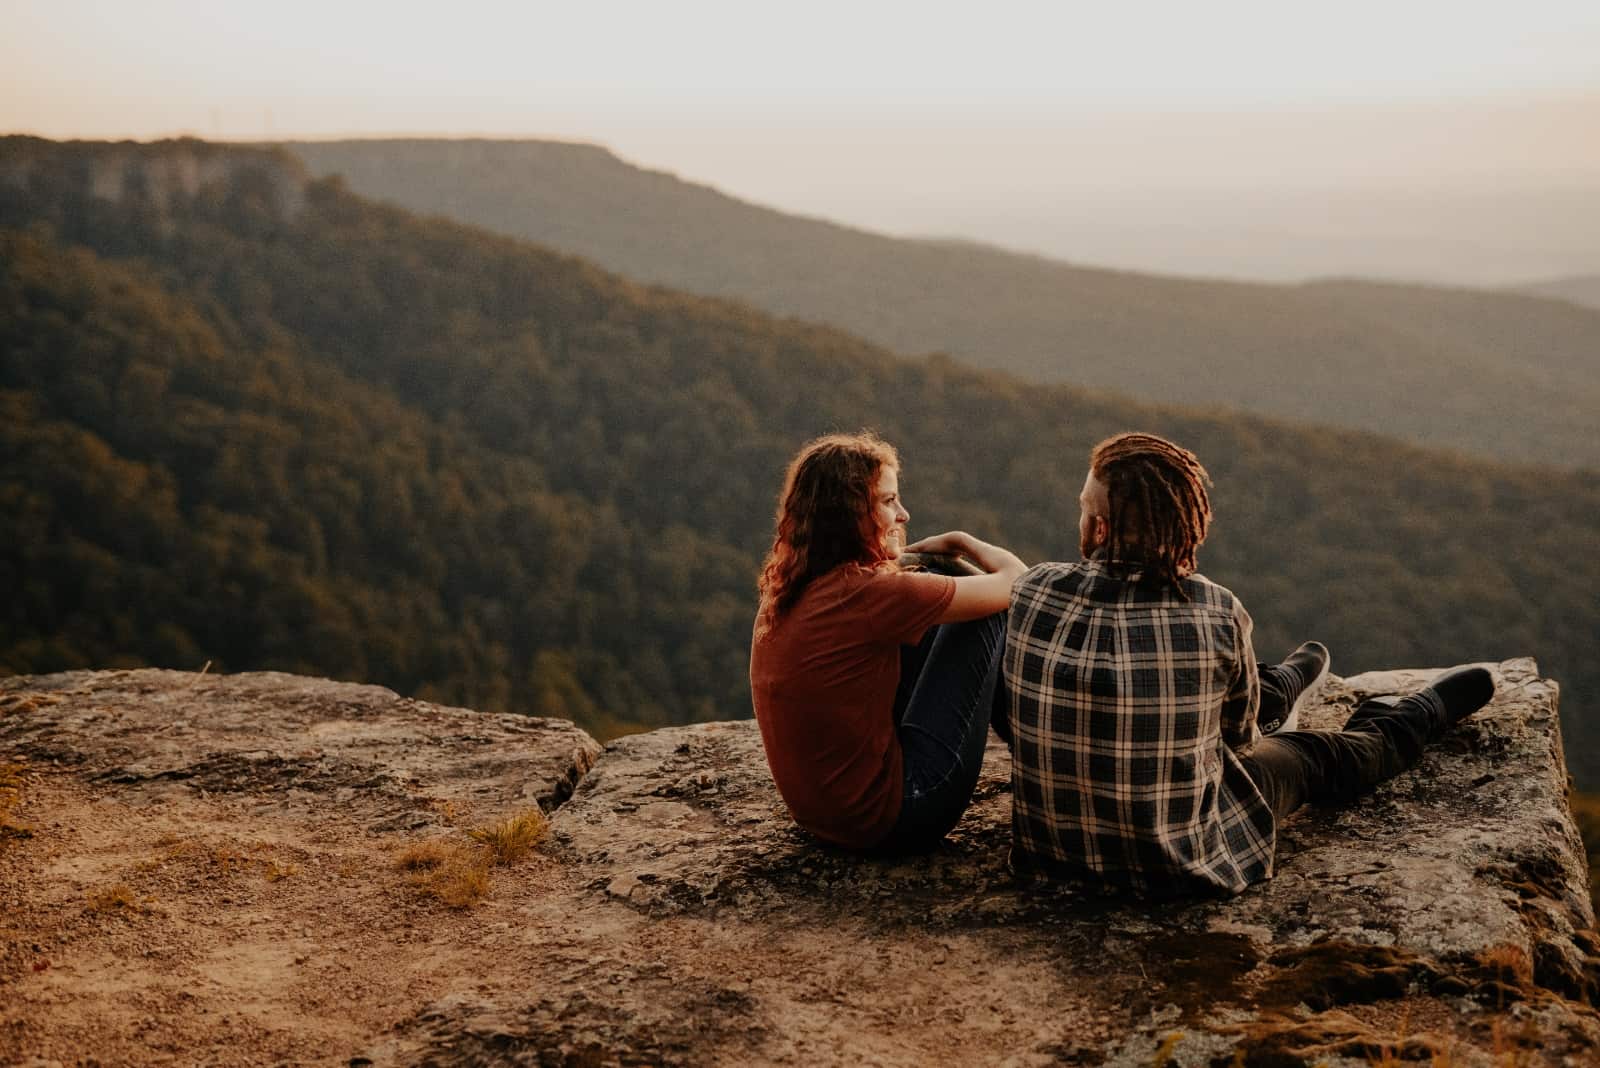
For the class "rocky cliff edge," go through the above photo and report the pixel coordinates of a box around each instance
[1,658,1595,1066]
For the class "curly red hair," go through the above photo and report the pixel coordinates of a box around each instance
[755,431,900,638]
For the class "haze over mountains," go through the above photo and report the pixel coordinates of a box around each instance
[4,136,1599,788]
[287,139,1600,471]
[1514,274,1600,312]
[920,183,1600,289]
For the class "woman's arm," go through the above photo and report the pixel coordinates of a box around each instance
[905,531,1027,623]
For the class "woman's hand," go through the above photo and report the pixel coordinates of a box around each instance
[904,530,977,559]
[906,531,1030,623]
[906,531,1023,575]
[902,530,1024,620]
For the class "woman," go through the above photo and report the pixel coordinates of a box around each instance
[749,431,1026,853]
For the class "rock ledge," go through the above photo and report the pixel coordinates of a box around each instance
[1,658,1594,1066]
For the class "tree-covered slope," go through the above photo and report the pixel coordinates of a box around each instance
[284,138,1600,470]
[3,138,1598,787]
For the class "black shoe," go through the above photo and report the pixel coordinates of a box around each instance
[1354,665,1496,740]
[1259,641,1331,735]
[1425,665,1495,728]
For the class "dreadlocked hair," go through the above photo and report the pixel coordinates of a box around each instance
[755,431,900,639]
[1090,432,1213,598]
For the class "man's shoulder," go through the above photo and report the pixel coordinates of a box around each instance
[1181,570,1238,605]
[1019,560,1085,583]
[1015,560,1089,598]
[1012,561,1246,617]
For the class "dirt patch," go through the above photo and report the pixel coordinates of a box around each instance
[0,772,579,1065]
[388,978,768,1066]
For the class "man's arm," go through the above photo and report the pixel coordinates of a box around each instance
[1221,598,1261,751]
[904,530,1027,623]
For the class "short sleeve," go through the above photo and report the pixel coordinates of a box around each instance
[858,568,957,647]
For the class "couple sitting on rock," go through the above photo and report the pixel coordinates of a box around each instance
[749,431,1494,897]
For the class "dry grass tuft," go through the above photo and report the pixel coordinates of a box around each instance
[0,761,32,848]
[1220,1008,1453,1066]
[86,883,149,915]
[396,838,457,871]
[467,808,548,866]
[1,761,27,801]
[0,693,55,716]
[426,797,464,824]
[1263,940,1435,1013]
[428,859,491,909]
[146,837,299,883]
[1148,1030,1184,1065]
[1475,944,1533,986]
[1465,944,1538,1011]
[394,808,548,908]
[1357,1009,1465,1068]
[1487,1014,1547,1068]
[396,838,492,908]
[263,860,299,882]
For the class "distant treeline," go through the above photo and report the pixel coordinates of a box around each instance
[287,138,1600,470]
[3,138,1598,787]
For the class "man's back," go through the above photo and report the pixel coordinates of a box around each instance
[1004,559,1275,895]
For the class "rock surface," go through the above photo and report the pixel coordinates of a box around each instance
[2,659,1596,1066]
[0,669,601,823]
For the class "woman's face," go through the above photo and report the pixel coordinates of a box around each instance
[870,466,911,556]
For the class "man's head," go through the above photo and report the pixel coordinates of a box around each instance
[1080,433,1213,590]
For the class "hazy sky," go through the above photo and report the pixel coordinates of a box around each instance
[5,1,1600,283]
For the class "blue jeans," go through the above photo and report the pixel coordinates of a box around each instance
[872,612,1008,853]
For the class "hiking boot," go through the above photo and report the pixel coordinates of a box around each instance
[1424,665,1495,729]
[1343,665,1495,740]
[1259,641,1331,735]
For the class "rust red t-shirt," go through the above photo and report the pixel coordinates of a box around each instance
[749,564,957,848]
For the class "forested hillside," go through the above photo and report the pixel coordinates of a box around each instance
[286,139,1600,470]
[4,137,1599,786]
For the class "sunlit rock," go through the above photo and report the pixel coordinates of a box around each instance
[1,659,1593,1066]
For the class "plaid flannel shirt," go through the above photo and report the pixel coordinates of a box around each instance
[1004,559,1275,896]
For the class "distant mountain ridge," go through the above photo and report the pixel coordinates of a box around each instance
[283,138,1600,471]
[1513,274,1600,312]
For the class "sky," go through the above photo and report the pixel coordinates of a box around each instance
[5,0,1600,283]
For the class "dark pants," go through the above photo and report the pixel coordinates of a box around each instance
[1256,662,1298,732]
[1239,690,1444,824]
[871,613,1008,853]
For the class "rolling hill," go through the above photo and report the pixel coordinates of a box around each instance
[1513,274,1600,313]
[3,136,1599,786]
[283,138,1600,470]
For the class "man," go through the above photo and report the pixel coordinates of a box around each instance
[1004,432,1493,896]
